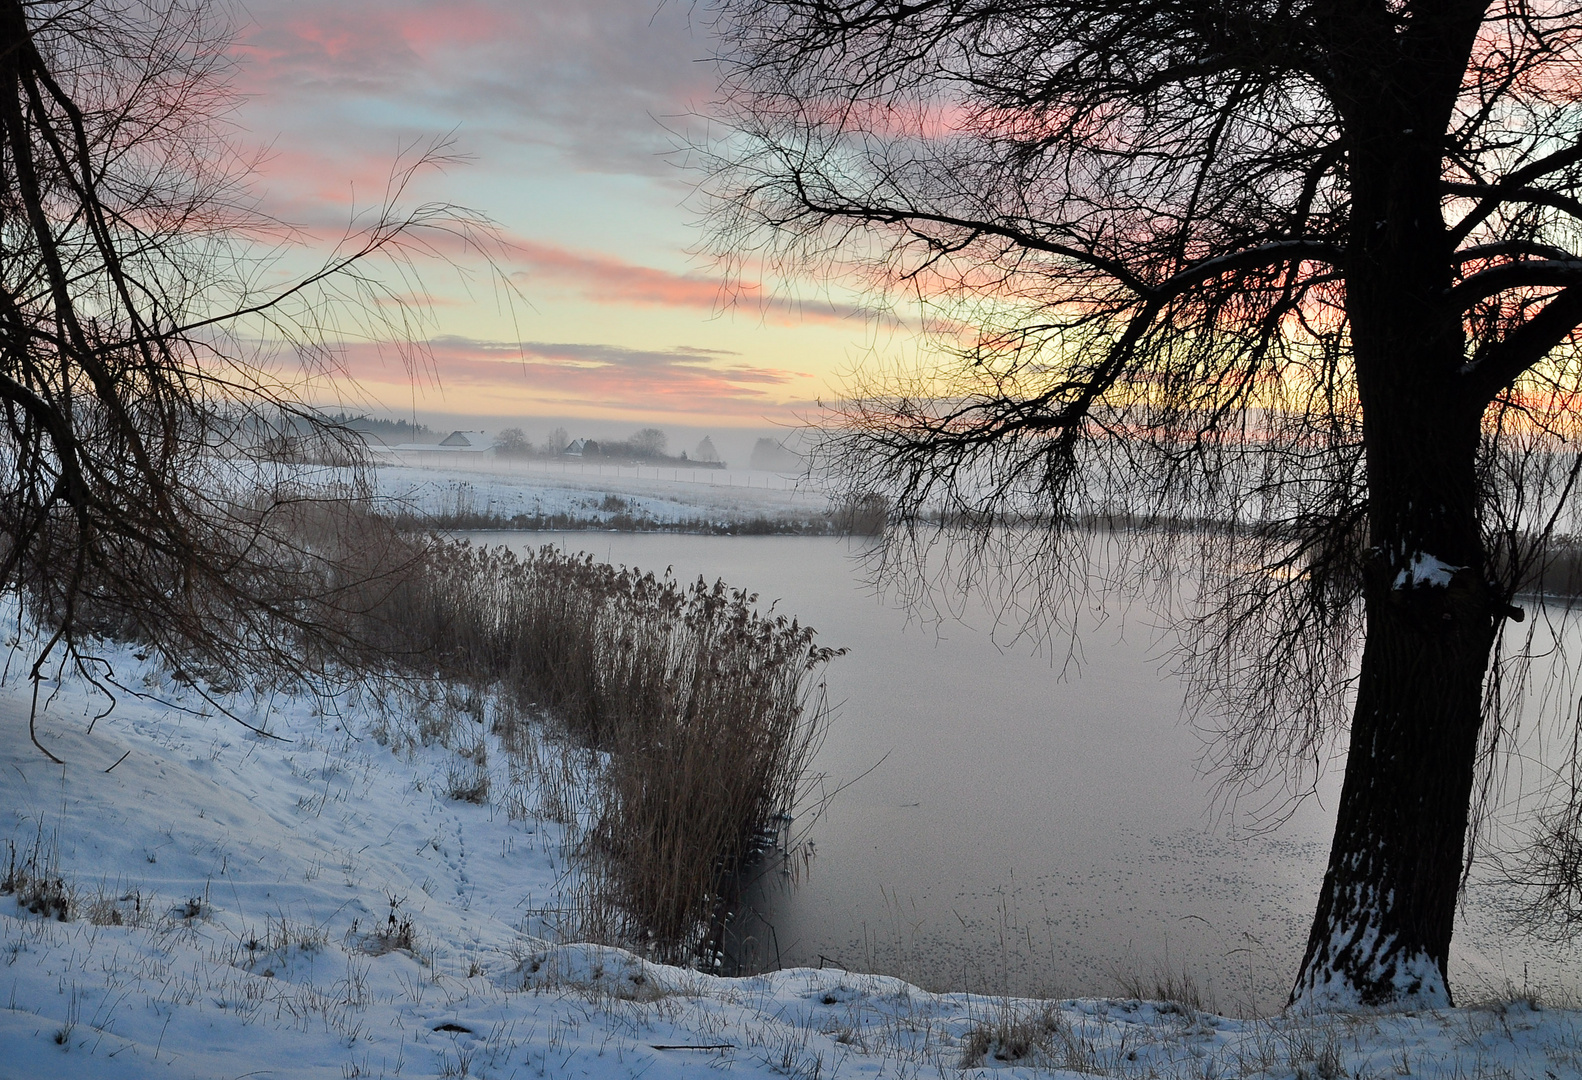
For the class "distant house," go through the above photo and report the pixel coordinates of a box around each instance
[439,430,490,448]
[367,430,496,456]
[560,436,601,458]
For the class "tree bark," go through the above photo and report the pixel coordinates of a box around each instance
[1290,410,1496,1006]
[1291,71,1499,1003]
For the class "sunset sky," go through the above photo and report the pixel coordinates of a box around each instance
[227,0,905,444]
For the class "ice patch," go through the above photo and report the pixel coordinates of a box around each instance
[1392,552,1460,590]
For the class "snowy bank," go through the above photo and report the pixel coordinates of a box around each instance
[0,635,1579,1078]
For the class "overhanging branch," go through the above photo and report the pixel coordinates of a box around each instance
[1449,259,1582,310]
[1445,141,1582,243]
[1446,180,1582,244]
[792,179,1344,300]
[1463,285,1582,401]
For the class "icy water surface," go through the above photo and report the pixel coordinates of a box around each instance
[469,531,1580,1014]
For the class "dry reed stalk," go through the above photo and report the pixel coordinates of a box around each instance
[290,517,840,964]
[51,487,840,964]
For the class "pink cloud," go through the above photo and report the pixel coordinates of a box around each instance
[512,242,724,308]
[235,2,519,86]
[209,0,881,426]
[301,336,820,420]
[507,239,890,327]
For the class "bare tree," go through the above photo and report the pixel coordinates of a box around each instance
[496,426,531,455]
[707,0,1582,1007]
[630,427,669,457]
[0,0,489,756]
[543,425,571,454]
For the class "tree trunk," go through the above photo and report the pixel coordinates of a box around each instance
[1288,421,1496,1006]
[1290,107,1498,1006]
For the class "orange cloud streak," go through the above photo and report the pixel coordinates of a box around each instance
[300,336,821,420]
[506,238,890,328]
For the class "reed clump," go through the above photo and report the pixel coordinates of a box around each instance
[42,488,838,965]
[340,536,840,965]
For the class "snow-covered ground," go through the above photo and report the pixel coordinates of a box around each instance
[1,622,1580,1078]
[373,458,830,530]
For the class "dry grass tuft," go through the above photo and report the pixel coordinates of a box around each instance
[446,739,491,804]
[959,999,1109,1072]
[347,896,420,957]
[830,493,888,537]
[1115,965,1212,1016]
[1,830,72,921]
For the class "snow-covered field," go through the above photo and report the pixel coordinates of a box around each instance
[373,459,830,530]
[0,623,1580,1079]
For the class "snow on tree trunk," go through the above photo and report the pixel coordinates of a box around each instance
[1290,554,1492,1007]
[1290,403,1498,1005]
[1292,120,1498,1005]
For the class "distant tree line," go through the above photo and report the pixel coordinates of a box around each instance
[494,426,726,467]
[326,413,434,441]
[328,416,742,468]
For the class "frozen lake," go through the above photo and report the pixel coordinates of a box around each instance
[468,531,1581,1014]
